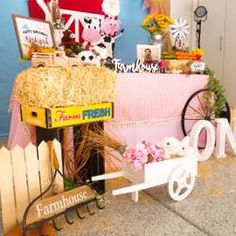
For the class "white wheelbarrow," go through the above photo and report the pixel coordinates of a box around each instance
[92,155,198,202]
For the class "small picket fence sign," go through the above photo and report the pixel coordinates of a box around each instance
[0,140,64,233]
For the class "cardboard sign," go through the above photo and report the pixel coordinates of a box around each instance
[27,185,95,225]
[190,61,206,73]
[12,15,55,60]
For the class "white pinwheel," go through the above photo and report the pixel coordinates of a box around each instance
[170,18,190,40]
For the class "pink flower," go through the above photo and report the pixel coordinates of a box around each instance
[123,143,148,170]
[123,141,165,170]
[143,141,165,162]
[123,145,136,162]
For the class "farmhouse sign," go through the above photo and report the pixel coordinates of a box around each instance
[113,59,159,73]
[27,185,95,225]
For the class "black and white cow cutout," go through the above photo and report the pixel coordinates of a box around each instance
[92,28,124,58]
[77,50,101,67]
[81,16,102,43]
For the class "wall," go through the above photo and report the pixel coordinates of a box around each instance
[0,0,30,136]
[114,0,148,63]
[171,0,196,48]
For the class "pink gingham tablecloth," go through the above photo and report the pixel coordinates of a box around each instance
[105,73,208,145]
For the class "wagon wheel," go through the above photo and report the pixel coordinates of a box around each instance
[181,89,231,148]
[168,165,195,201]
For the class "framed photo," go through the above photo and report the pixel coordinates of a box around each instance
[137,44,161,63]
[12,15,55,60]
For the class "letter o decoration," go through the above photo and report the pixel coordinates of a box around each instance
[190,120,215,162]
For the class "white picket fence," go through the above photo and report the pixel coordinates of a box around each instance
[0,140,64,233]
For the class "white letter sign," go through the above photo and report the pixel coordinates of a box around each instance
[215,118,236,158]
[190,120,215,161]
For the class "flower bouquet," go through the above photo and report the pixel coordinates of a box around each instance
[123,141,165,170]
[141,13,174,35]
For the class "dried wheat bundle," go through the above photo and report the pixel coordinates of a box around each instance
[15,66,117,108]
[72,123,125,179]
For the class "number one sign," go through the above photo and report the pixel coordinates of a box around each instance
[190,118,236,161]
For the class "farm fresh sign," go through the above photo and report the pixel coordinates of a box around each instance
[27,185,95,225]
[21,102,113,128]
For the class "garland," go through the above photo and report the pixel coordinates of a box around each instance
[205,68,227,117]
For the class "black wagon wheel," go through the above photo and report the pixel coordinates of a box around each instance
[181,88,231,139]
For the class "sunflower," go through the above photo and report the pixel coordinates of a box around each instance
[141,13,174,34]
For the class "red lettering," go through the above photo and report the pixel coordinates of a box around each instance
[55,111,81,122]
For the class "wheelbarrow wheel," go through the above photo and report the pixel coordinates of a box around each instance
[168,165,195,201]
[181,88,231,149]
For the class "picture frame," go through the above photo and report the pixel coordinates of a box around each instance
[137,44,161,63]
[12,14,55,60]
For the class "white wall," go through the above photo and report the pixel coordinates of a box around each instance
[222,0,236,106]
[171,0,197,48]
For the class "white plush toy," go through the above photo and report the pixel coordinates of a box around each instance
[77,50,101,67]
[176,136,196,157]
[157,137,180,159]
[158,136,196,159]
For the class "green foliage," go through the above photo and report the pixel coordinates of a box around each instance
[64,178,83,191]
[205,68,227,117]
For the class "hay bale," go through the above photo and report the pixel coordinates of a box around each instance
[15,66,117,108]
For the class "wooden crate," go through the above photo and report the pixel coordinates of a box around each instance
[21,102,113,128]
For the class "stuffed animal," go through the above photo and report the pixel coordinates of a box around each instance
[92,29,124,58]
[176,136,196,157]
[101,17,121,36]
[77,50,101,66]
[81,16,102,44]
[157,137,180,159]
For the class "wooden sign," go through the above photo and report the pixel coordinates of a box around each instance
[27,185,95,225]
[190,61,206,73]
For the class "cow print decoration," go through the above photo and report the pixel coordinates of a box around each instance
[77,50,101,66]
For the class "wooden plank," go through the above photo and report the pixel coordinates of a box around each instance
[25,143,41,202]
[38,141,52,198]
[92,171,124,181]
[27,185,95,226]
[0,147,17,232]
[52,139,64,194]
[11,145,30,223]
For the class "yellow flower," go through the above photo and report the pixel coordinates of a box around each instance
[192,48,204,56]
[142,13,155,26]
[148,25,156,33]
[141,13,174,33]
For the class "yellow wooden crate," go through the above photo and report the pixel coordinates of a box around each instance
[20,103,113,128]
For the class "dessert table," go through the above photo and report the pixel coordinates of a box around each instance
[8,73,208,148]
